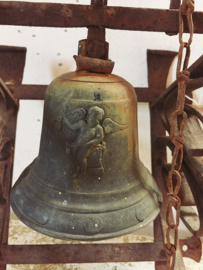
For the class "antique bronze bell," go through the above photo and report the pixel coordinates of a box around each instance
[10,51,162,240]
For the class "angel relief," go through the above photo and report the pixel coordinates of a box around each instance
[63,106,128,179]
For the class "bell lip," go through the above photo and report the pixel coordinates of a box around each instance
[10,159,162,241]
[10,198,160,241]
[10,184,161,241]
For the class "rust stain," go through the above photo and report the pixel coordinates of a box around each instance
[61,6,73,17]
[106,7,116,16]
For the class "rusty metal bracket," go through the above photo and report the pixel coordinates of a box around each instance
[179,236,202,262]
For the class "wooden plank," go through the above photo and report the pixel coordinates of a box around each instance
[0,2,203,33]
[1,115,17,245]
[0,243,166,264]
[0,103,18,270]
[11,84,47,100]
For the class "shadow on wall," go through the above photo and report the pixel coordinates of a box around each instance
[166,55,178,88]
[51,60,76,80]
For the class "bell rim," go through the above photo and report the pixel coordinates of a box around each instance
[10,196,160,241]
[10,183,161,241]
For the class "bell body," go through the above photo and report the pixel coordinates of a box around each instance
[10,71,162,240]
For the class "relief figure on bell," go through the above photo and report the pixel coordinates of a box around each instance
[63,106,104,178]
[63,106,129,179]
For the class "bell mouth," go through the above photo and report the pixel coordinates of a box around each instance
[11,198,160,241]
[10,161,161,241]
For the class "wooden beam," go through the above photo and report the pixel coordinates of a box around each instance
[10,84,155,103]
[0,2,203,33]
[0,243,166,264]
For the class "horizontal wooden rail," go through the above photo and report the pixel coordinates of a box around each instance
[9,84,155,103]
[0,2,203,33]
[0,243,166,264]
[10,79,203,103]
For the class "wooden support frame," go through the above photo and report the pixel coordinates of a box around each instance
[0,1,202,34]
[0,49,189,269]
[0,1,202,269]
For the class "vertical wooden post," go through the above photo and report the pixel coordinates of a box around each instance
[0,113,18,270]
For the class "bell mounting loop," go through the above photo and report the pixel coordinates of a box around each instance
[77,0,110,73]
[78,0,108,61]
[74,55,114,74]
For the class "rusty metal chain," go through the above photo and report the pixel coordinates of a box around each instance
[165,0,194,269]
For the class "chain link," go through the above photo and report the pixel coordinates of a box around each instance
[165,1,194,269]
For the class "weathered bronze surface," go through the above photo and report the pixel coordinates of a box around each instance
[10,69,162,241]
